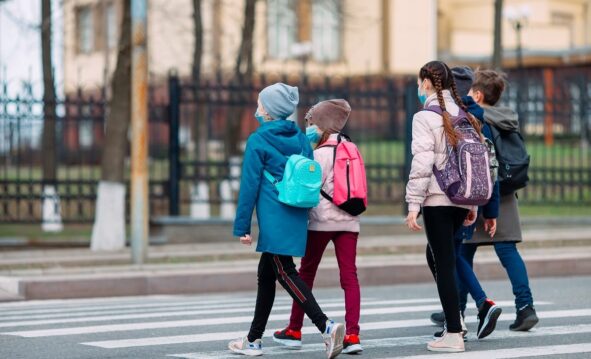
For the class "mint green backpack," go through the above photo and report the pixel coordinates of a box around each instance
[264,154,322,208]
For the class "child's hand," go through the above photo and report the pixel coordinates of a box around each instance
[484,218,497,238]
[405,211,422,231]
[463,209,478,226]
[239,234,252,246]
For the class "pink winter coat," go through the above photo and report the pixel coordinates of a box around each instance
[405,90,474,213]
[308,134,360,233]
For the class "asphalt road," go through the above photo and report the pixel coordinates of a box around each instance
[1,276,590,358]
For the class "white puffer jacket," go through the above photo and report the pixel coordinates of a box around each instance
[405,90,474,213]
[308,134,360,233]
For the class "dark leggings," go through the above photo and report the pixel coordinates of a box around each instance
[247,252,328,342]
[423,206,469,333]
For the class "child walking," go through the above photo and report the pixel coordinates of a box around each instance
[429,66,503,341]
[230,83,345,358]
[405,60,486,353]
[461,69,539,331]
[273,100,365,355]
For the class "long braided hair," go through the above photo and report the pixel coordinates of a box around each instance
[419,61,483,147]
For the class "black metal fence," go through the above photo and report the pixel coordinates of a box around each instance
[1,65,590,223]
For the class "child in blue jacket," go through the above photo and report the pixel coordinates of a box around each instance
[229,83,345,359]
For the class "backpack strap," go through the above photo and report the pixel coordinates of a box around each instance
[263,170,278,186]
[422,106,469,126]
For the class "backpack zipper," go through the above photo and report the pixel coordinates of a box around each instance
[346,159,351,200]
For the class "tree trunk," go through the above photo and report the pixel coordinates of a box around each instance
[91,0,132,251]
[101,0,132,183]
[224,0,256,159]
[192,0,206,167]
[40,0,62,232]
[492,0,504,69]
[190,0,211,218]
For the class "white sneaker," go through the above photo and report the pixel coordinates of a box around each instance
[228,337,263,356]
[322,320,345,359]
[427,332,465,352]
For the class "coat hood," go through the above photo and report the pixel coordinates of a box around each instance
[483,106,520,131]
[256,119,308,155]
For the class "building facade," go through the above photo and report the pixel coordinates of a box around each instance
[63,0,591,92]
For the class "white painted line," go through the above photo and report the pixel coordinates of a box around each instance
[168,324,591,358]
[79,308,590,349]
[384,342,591,359]
[1,301,448,335]
[0,296,362,322]
[0,298,471,329]
[0,296,288,317]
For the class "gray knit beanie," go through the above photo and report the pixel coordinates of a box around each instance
[259,83,299,120]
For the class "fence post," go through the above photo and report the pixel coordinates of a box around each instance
[168,72,181,216]
[403,80,418,215]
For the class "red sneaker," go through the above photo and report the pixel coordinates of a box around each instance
[342,334,363,354]
[273,328,302,349]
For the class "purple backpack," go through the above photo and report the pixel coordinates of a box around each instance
[423,106,493,206]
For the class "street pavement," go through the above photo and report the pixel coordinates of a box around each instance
[0,276,590,358]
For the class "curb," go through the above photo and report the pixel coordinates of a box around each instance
[1,253,590,301]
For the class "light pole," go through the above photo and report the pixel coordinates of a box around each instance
[504,5,530,69]
[504,5,530,132]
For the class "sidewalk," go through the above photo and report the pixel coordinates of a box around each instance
[0,225,590,301]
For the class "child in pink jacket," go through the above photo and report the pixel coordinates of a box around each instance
[273,99,363,355]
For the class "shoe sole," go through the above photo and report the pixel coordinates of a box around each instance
[510,314,539,332]
[342,344,363,354]
[478,306,503,339]
[433,333,468,342]
[427,345,465,353]
[228,344,263,356]
[272,336,302,349]
[327,323,345,359]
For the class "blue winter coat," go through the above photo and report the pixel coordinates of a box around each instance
[232,119,313,257]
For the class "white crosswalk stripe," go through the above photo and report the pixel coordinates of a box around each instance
[168,324,591,358]
[79,308,591,349]
[1,290,590,359]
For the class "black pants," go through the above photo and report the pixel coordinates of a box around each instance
[247,252,328,342]
[423,206,469,333]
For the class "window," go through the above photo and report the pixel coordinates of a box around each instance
[267,0,297,59]
[312,0,341,62]
[77,7,94,53]
[106,3,117,50]
[79,105,94,148]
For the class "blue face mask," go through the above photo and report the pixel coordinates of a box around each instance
[417,82,428,105]
[254,110,266,125]
[306,125,321,147]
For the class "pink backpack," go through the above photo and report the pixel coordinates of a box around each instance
[318,134,367,216]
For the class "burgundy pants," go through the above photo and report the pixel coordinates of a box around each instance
[288,230,361,335]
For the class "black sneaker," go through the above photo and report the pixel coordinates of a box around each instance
[510,304,539,331]
[430,311,445,327]
[477,299,502,339]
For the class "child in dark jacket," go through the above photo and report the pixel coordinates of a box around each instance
[229,83,344,358]
[465,70,538,332]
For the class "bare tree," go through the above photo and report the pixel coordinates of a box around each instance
[40,0,62,231]
[192,0,207,170]
[91,0,132,250]
[224,0,256,159]
[492,0,504,69]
